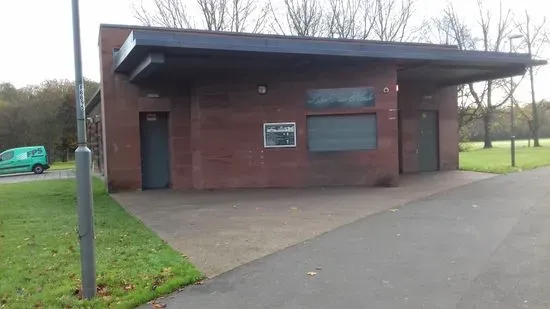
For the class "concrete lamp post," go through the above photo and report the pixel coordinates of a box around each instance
[509,34,523,168]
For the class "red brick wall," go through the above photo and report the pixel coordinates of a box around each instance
[438,87,460,170]
[187,64,399,190]
[398,84,458,173]
[99,27,140,191]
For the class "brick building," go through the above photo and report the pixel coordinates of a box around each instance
[88,24,543,192]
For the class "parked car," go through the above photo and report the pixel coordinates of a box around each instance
[0,146,50,175]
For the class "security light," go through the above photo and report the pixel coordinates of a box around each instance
[258,85,268,95]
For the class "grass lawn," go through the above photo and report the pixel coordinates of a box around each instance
[49,160,76,171]
[460,138,550,174]
[0,178,202,308]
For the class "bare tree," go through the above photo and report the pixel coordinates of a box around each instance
[325,0,377,39]
[196,0,229,30]
[229,0,270,33]
[326,0,361,38]
[432,1,517,148]
[133,0,193,28]
[324,0,417,41]
[515,10,548,147]
[457,85,482,134]
[132,0,268,32]
[371,0,415,41]
[270,0,417,40]
[269,0,326,36]
[512,97,544,147]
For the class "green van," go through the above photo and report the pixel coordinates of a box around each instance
[0,146,50,175]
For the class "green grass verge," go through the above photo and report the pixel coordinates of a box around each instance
[460,139,550,174]
[0,178,202,308]
[49,161,76,171]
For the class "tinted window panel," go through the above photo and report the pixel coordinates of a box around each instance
[306,87,375,110]
[307,114,377,151]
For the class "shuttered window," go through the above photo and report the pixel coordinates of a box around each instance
[307,114,377,152]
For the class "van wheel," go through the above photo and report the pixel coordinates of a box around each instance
[33,164,44,174]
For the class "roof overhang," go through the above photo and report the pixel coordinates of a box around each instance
[111,26,546,86]
[85,88,101,114]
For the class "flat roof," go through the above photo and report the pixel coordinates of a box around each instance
[104,24,546,85]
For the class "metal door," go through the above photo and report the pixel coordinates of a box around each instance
[140,112,170,190]
[418,110,439,172]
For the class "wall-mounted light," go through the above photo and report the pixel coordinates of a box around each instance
[383,87,390,94]
[147,93,160,98]
[257,84,268,95]
[395,84,399,92]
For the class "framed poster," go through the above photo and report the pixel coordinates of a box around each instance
[263,122,297,148]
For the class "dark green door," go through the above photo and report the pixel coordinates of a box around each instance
[418,110,438,172]
[140,112,170,190]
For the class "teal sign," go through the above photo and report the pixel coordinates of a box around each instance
[307,87,375,110]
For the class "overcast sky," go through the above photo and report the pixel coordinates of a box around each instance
[0,0,548,103]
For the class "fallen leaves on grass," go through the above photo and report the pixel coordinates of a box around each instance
[97,284,109,296]
[123,284,136,292]
[73,284,110,300]
[151,277,163,291]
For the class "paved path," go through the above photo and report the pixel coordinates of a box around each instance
[114,171,493,278]
[0,170,75,184]
[145,168,550,309]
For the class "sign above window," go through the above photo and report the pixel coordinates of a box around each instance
[263,122,297,148]
[306,87,375,110]
[146,113,157,121]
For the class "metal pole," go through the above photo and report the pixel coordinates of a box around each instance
[71,0,96,299]
[510,80,516,167]
[509,38,517,168]
[528,45,539,147]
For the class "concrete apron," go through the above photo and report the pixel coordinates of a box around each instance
[112,171,494,279]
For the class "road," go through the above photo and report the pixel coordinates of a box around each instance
[0,170,75,184]
[147,167,550,309]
